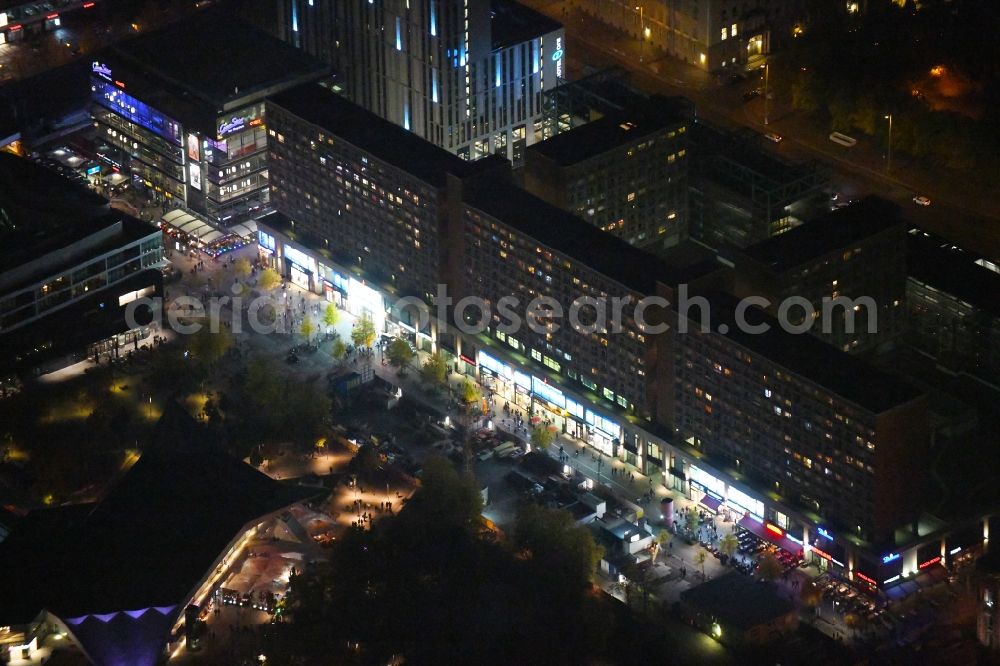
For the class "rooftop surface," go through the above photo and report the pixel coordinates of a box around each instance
[738,197,902,273]
[907,227,1000,317]
[464,179,705,294]
[491,0,563,50]
[692,123,826,192]
[528,95,691,167]
[0,405,318,626]
[268,83,502,188]
[99,9,326,131]
[697,291,924,413]
[0,153,134,272]
[680,571,795,630]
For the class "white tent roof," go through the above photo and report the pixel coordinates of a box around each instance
[161,209,189,225]
[228,220,258,239]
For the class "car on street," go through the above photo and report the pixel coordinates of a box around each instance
[742,88,761,102]
[913,195,932,207]
[764,132,783,143]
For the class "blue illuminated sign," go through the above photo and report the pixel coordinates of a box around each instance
[86,165,101,175]
[551,49,564,61]
[514,370,531,389]
[93,80,181,145]
[881,552,900,564]
[532,377,565,409]
[477,351,512,379]
[816,527,833,540]
[92,61,112,81]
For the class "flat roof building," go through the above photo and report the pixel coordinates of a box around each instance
[0,153,163,374]
[905,227,1000,383]
[264,83,504,305]
[678,572,798,647]
[667,290,928,543]
[733,197,907,353]
[89,10,327,224]
[523,96,693,250]
[690,125,830,249]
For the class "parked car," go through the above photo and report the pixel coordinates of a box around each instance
[764,132,783,143]
[913,195,932,207]
[742,88,761,102]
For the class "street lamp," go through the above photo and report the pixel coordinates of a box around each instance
[635,5,645,63]
[763,61,770,126]
[885,114,894,171]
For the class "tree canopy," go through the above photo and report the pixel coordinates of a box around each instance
[258,267,282,291]
[386,337,414,372]
[264,456,663,666]
[351,314,377,349]
[420,351,448,388]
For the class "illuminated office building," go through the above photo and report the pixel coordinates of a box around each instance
[90,12,326,224]
[276,0,564,164]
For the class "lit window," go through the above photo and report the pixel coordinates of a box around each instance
[721,27,728,41]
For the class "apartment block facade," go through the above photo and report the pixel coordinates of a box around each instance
[733,198,907,353]
[523,96,693,250]
[277,0,564,164]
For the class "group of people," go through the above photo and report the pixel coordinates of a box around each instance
[348,496,394,529]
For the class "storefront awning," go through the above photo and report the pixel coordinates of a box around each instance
[228,220,257,239]
[160,210,225,245]
[698,494,721,514]
[737,515,803,556]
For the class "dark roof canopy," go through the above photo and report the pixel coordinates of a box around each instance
[681,571,795,630]
[0,404,318,625]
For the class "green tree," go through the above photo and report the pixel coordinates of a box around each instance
[420,351,448,389]
[321,302,340,331]
[234,258,252,280]
[351,314,377,349]
[694,550,707,578]
[186,325,233,366]
[719,533,739,563]
[652,529,671,560]
[386,338,414,373]
[758,551,783,582]
[258,267,282,291]
[530,425,556,450]
[282,380,331,450]
[405,455,484,533]
[350,443,382,480]
[459,377,480,409]
[147,346,205,396]
[330,339,347,364]
[514,503,602,591]
[300,316,316,345]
